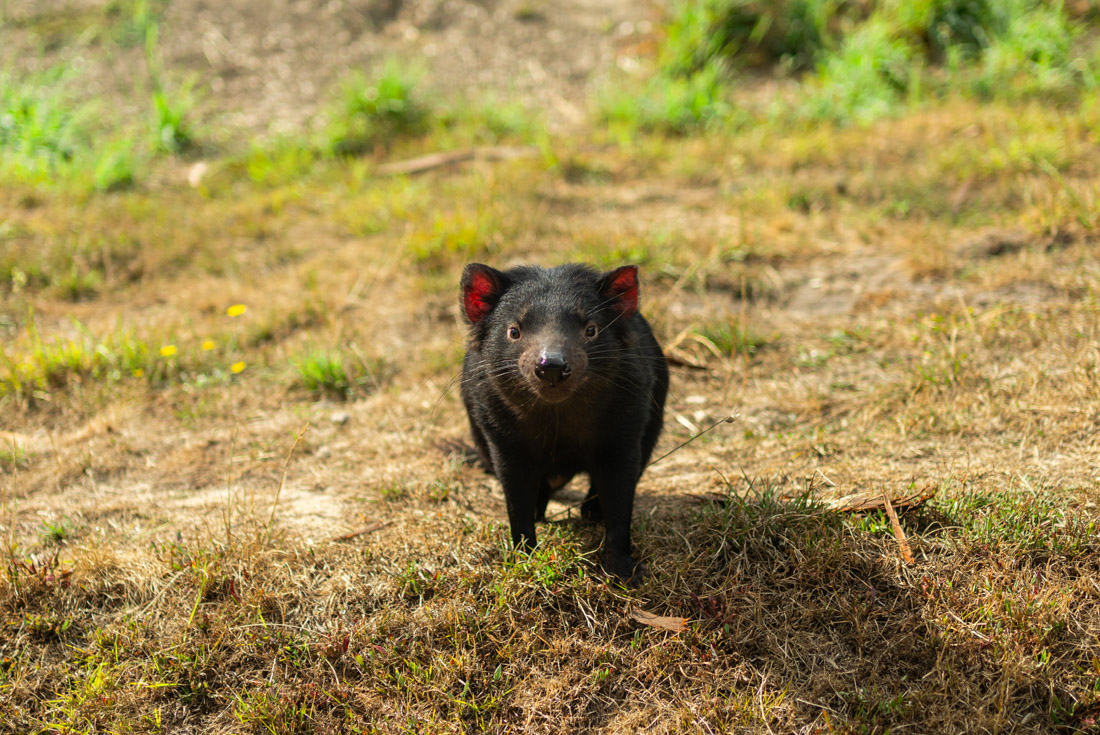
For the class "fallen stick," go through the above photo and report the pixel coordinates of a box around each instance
[882,492,915,564]
[376,145,539,176]
[821,485,936,513]
[331,520,392,542]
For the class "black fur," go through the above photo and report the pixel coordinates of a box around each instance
[459,263,669,583]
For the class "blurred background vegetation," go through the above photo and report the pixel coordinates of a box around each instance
[2,0,1099,193]
[603,0,1100,130]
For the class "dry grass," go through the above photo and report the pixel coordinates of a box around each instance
[3,10,1100,733]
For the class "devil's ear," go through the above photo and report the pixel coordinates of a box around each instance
[461,264,508,323]
[598,265,639,317]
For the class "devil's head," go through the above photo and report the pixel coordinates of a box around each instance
[461,263,641,405]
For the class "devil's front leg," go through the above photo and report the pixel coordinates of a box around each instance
[587,449,645,584]
[487,443,543,551]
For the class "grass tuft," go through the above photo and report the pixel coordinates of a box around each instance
[293,345,384,400]
[322,61,430,156]
[660,0,845,74]
[598,62,735,134]
[0,69,96,184]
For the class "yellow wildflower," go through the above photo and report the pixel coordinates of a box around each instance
[160,345,177,357]
[132,368,144,378]
[231,361,246,374]
[226,304,247,317]
[201,340,215,351]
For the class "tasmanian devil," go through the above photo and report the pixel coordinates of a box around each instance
[459,262,669,582]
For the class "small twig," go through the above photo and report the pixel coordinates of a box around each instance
[331,521,392,542]
[664,354,709,371]
[647,415,738,468]
[376,145,538,176]
[882,492,915,565]
[262,424,309,546]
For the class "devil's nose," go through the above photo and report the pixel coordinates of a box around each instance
[534,353,571,385]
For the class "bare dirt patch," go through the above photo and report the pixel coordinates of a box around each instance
[4,0,658,134]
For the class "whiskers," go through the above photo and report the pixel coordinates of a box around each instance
[431,358,522,421]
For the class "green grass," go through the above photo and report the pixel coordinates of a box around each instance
[0,318,255,403]
[293,345,383,400]
[693,317,768,358]
[601,0,1098,131]
[406,206,504,269]
[974,0,1082,100]
[797,16,919,124]
[90,136,140,191]
[598,62,736,134]
[0,326,152,400]
[321,61,431,156]
[0,63,175,192]
[39,518,72,545]
[793,0,1092,123]
[144,21,197,155]
[660,0,846,75]
[932,486,1096,552]
[235,138,318,189]
[109,0,171,47]
[0,68,99,185]
[0,11,191,194]
[150,85,196,154]
[436,95,541,146]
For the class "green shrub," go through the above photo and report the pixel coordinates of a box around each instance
[891,0,1000,58]
[975,0,1079,99]
[652,0,1093,128]
[661,0,853,74]
[797,17,919,124]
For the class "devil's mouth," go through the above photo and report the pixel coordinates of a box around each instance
[527,376,582,404]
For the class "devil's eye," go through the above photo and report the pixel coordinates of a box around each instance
[507,325,522,341]
[584,323,598,339]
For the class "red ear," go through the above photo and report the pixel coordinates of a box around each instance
[461,264,506,323]
[599,265,639,317]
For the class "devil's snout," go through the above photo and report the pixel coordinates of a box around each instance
[534,352,571,386]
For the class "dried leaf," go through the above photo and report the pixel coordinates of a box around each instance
[631,609,689,633]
